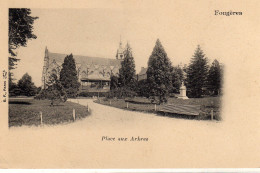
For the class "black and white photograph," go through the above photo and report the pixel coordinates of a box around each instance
[0,0,260,169]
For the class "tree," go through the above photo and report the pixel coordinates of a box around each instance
[9,72,17,95]
[59,54,80,97]
[186,45,209,98]
[9,9,38,89]
[137,79,150,98]
[146,39,173,103]
[17,73,37,96]
[45,73,67,106]
[207,59,222,95]
[171,66,184,93]
[118,43,136,90]
[110,75,119,90]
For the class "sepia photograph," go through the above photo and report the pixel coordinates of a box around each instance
[0,0,260,169]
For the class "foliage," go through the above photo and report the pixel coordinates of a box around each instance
[207,59,223,95]
[118,43,137,90]
[9,72,19,96]
[78,92,108,97]
[59,54,80,98]
[171,66,184,93]
[146,39,173,103]
[34,90,46,100]
[186,45,209,98]
[9,85,23,97]
[36,87,42,95]
[44,73,67,106]
[136,79,150,98]
[110,75,119,90]
[9,8,38,52]
[8,8,38,88]
[107,87,137,99]
[17,73,37,96]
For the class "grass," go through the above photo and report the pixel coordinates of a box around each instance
[96,96,222,120]
[9,98,90,127]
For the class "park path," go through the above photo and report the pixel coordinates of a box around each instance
[1,98,260,168]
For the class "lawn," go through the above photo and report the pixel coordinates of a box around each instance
[9,98,90,127]
[96,96,222,120]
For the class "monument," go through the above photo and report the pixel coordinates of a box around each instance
[178,82,189,99]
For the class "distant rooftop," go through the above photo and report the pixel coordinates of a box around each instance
[138,67,147,76]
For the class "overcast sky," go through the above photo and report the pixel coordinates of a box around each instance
[11,1,258,87]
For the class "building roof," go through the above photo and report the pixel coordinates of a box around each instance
[48,52,121,67]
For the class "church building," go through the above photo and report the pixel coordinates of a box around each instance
[41,40,124,92]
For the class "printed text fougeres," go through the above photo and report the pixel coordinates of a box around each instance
[215,10,243,16]
[102,136,149,142]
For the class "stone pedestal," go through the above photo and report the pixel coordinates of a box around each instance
[178,82,189,99]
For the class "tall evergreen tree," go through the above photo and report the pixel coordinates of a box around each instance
[186,45,209,98]
[118,43,136,90]
[146,39,173,103]
[60,54,80,97]
[207,59,222,95]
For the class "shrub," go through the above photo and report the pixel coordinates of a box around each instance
[149,96,167,104]
[78,92,108,97]
[106,87,137,99]
[34,90,47,100]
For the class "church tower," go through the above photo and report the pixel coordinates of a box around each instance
[41,46,49,89]
[116,37,124,60]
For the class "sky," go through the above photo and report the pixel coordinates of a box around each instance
[10,1,259,87]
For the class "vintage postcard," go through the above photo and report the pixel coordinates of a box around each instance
[0,0,260,169]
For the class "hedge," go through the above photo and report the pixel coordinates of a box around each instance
[78,91,108,97]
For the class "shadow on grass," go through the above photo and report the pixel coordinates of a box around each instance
[48,104,66,107]
[156,111,215,121]
[9,101,32,105]
[125,100,151,105]
[156,111,199,120]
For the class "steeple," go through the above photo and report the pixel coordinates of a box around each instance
[116,36,124,60]
[119,35,122,47]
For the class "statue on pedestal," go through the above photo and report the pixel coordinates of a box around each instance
[178,82,189,99]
